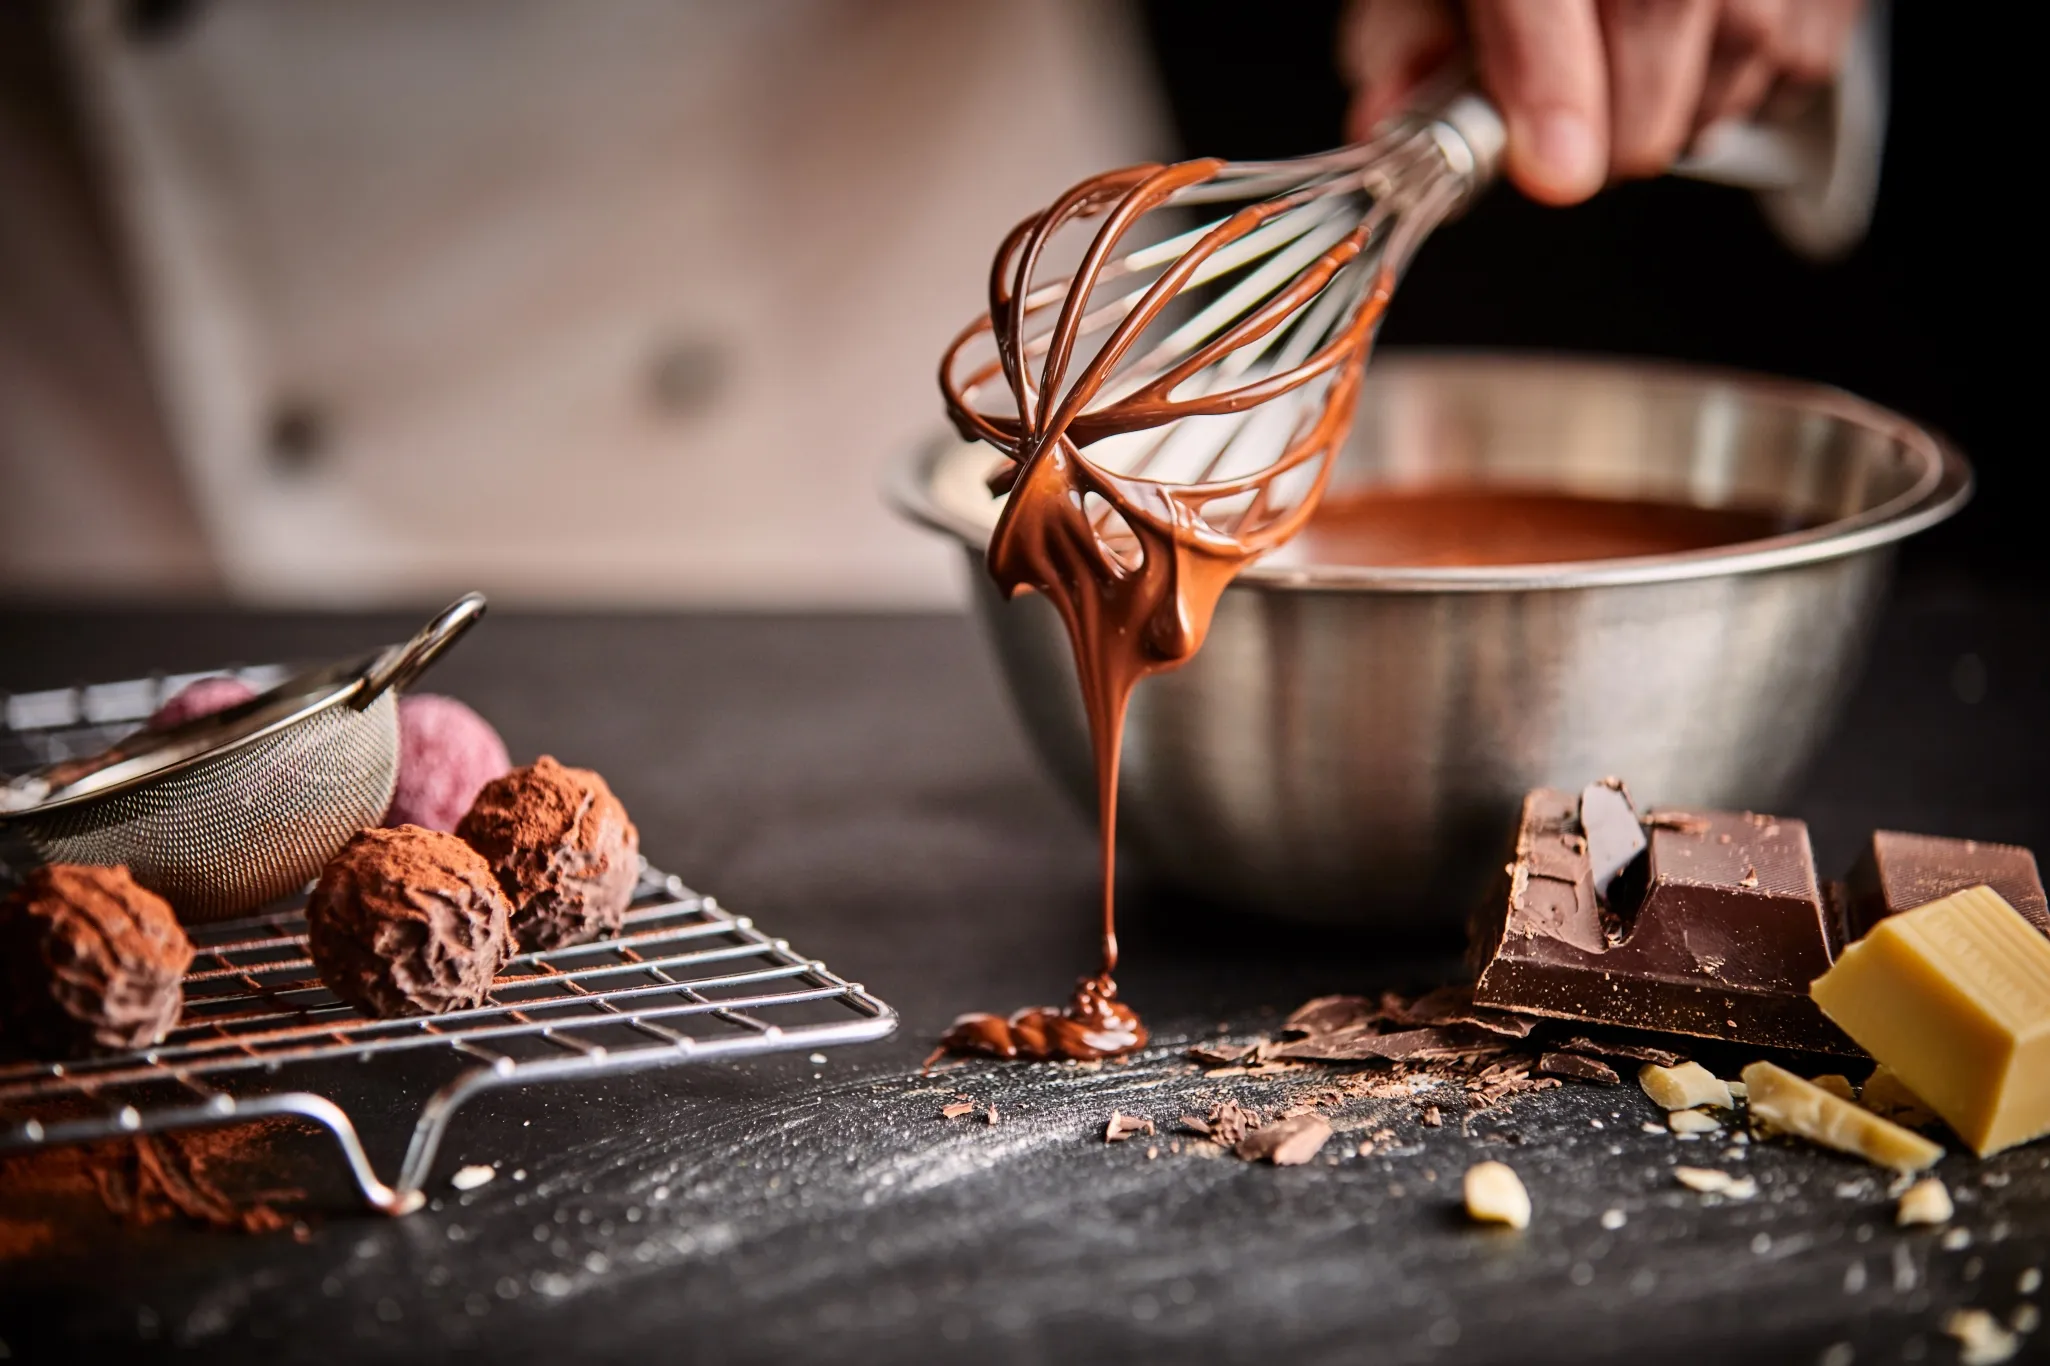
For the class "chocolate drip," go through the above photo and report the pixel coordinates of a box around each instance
[937,154,1398,1058]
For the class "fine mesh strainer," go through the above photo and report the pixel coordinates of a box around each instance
[0,594,485,922]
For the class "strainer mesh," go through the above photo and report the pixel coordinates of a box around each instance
[9,692,398,921]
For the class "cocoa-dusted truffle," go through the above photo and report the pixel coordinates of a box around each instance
[0,864,194,1056]
[383,694,512,833]
[306,826,514,1018]
[457,756,639,952]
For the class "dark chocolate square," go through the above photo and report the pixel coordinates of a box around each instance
[1469,791,1855,1053]
[1844,830,2049,941]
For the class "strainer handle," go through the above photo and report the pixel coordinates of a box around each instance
[353,593,488,709]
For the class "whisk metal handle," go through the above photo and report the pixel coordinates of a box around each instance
[353,592,488,710]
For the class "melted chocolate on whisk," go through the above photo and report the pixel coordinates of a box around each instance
[935,158,1394,1062]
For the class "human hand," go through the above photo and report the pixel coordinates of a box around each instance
[1339,0,1867,205]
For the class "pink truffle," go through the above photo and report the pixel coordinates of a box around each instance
[384,694,511,833]
[147,675,258,730]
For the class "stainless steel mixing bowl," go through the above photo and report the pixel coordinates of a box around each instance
[891,353,1971,926]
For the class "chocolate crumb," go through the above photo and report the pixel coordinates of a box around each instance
[1421,1105,1444,1127]
[1206,1101,1259,1147]
[985,1104,999,1126]
[1235,1113,1332,1165]
[1187,1041,1254,1067]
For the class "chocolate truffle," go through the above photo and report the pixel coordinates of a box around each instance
[383,694,512,833]
[147,675,257,730]
[456,756,639,952]
[0,864,194,1056]
[306,826,514,1018]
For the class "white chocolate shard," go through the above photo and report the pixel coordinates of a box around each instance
[1742,1062,1943,1172]
[1463,1161,1531,1229]
[1896,1177,1954,1226]
[1639,1061,1732,1111]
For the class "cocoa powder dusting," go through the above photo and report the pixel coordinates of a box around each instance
[457,755,640,952]
[0,1118,314,1241]
[307,825,514,1018]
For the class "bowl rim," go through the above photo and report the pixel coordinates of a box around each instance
[887,350,1973,595]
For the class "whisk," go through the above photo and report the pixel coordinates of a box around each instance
[940,93,1510,669]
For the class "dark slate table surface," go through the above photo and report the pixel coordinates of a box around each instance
[2,556,2047,1365]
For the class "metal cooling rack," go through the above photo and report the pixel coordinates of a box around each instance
[0,673,897,1215]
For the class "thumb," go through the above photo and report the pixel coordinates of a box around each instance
[1467,0,1608,204]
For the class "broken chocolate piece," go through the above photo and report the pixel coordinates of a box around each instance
[1272,1024,1506,1063]
[1843,830,2048,942]
[1553,1035,1684,1068]
[1860,1064,1938,1129]
[1741,1062,1942,1172]
[1104,1112,1154,1142]
[1186,1040,1254,1067]
[1234,1113,1331,1165]
[1470,790,1856,1052]
[1535,1052,1620,1085]
[1639,1061,1732,1111]
[1283,994,1389,1036]
[1397,985,1534,1037]
[1579,778,1647,901]
[1205,1101,1258,1147]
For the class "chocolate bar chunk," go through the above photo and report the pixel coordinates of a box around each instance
[1469,789,1856,1053]
[1844,830,2048,942]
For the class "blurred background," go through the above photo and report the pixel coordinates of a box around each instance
[0,0,2021,608]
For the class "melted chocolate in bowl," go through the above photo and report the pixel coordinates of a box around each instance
[1273,487,1810,569]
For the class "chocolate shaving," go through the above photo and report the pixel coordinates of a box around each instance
[1205,1100,1259,1147]
[1536,1052,1621,1085]
[1554,1035,1685,1067]
[1186,1041,1254,1067]
[1234,1113,1332,1165]
[941,1101,977,1119]
[1282,994,1390,1036]
[1420,1105,1444,1127]
[1104,1112,1155,1142]
[1177,1114,1213,1137]
[1274,1024,1509,1063]
[1397,985,1536,1037]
